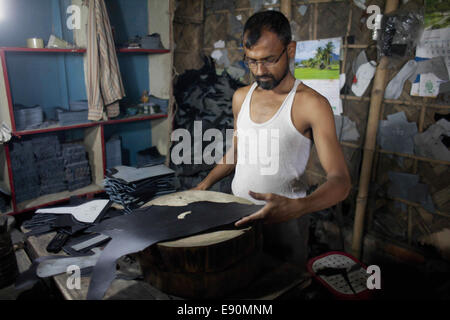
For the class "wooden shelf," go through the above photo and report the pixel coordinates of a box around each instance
[13,183,104,214]
[14,122,98,136]
[117,48,170,53]
[0,47,85,53]
[13,113,168,136]
[101,113,168,125]
[0,47,170,54]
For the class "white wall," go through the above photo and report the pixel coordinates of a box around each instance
[148,0,173,156]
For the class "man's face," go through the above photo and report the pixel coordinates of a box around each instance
[243,30,290,90]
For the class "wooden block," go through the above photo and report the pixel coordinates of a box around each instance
[143,251,264,299]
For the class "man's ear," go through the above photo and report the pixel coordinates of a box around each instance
[287,41,296,59]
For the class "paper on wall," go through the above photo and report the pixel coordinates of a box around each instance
[301,79,343,115]
[412,27,450,96]
[419,73,441,97]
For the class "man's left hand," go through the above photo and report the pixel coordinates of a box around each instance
[235,190,306,227]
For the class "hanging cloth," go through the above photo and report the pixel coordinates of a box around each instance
[87,0,125,120]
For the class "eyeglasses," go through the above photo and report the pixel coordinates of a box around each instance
[243,48,287,69]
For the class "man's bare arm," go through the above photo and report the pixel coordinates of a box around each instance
[193,88,246,190]
[298,94,352,214]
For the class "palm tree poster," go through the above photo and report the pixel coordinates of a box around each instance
[294,38,341,80]
[294,37,343,115]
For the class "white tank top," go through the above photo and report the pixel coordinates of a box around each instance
[231,79,312,204]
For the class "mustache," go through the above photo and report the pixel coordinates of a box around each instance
[255,74,275,81]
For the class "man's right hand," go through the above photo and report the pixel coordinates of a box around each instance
[191,181,209,190]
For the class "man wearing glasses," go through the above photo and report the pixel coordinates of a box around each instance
[194,11,351,267]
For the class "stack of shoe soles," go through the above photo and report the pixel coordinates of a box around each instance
[33,135,67,196]
[172,57,245,190]
[13,104,44,131]
[56,100,89,126]
[10,135,93,203]
[10,140,40,203]
[105,135,122,169]
[62,143,92,191]
[136,146,166,167]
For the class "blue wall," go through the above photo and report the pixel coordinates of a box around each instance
[105,0,152,166]
[104,121,152,166]
[1,0,86,114]
[0,0,55,47]
[106,0,150,104]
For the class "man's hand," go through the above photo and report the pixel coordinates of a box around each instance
[191,181,209,191]
[235,190,307,227]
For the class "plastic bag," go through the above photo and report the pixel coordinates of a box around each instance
[377,7,424,59]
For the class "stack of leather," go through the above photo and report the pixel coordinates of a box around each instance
[62,143,92,191]
[13,104,44,131]
[105,135,122,169]
[10,136,93,203]
[104,165,176,214]
[56,108,89,126]
[172,57,244,191]
[10,140,40,203]
[136,146,166,167]
[33,135,67,195]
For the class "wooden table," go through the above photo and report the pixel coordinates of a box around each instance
[22,229,312,300]
[21,191,312,300]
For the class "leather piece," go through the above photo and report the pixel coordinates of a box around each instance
[85,201,262,300]
[15,252,93,290]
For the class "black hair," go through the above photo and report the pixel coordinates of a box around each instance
[243,11,292,49]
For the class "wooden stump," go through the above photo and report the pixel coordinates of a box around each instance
[137,190,264,298]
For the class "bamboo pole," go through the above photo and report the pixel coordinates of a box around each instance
[341,94,450,109]
[413,102,427,173]
[351,0,400,259]
[313,3,318,40]
[309,3,314,40]
[377,149,450,166]
[344,44,370,48]
[340,141,450,166]
[280,0,292,20]
[389,197,450,218]
[383,99,450,109]
[298,0,345,3]
[341,4,353,74]
[205,5,281,15]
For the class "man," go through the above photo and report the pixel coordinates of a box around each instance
[194,11,351,266]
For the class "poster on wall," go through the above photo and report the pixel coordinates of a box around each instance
[410,0,450,97]
[294,37,342,115]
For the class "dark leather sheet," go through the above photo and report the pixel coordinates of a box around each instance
[17,201,262,299]
[85,201,262,299]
